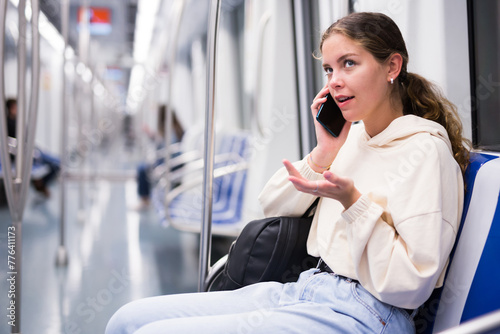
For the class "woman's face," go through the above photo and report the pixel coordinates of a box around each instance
[321,33,396,135]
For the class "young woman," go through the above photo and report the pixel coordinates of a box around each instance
[106,12,468,334]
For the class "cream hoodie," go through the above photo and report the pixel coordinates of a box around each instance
[258,115,464,309]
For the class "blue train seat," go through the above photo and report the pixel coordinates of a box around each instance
[152,131,251,237]
[414,152,500,333]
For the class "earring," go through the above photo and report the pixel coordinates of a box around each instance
[390,78,394,85]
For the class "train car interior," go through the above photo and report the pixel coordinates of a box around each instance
[0,0,499,333]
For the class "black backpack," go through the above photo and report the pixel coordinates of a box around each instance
[209,199,319,291]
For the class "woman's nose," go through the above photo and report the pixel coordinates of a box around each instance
[328,72,344,89]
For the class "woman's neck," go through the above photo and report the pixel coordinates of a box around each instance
[364,100,404,137]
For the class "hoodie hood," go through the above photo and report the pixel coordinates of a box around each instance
[360,115,452,153]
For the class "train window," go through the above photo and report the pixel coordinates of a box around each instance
[293,1,350,154]
[468,0,500,151]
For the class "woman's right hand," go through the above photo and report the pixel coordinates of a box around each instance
[309,85,351,171]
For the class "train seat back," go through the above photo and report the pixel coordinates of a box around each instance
[414,152,500,333]
[153,131,251,236]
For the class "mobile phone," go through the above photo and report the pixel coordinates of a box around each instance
[316,93,346,137]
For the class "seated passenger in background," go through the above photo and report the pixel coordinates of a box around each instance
[106,12,469,333]
[134,106,184,210]
[5,98,60,198]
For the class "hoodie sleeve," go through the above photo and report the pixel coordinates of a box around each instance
[340,136,464,309]
[258,155,324,217]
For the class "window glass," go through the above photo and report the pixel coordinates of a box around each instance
[469,0,500,151]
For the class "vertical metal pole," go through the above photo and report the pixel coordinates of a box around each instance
[198,0,221,292]
[15,0,26,182]
[292,0,316,157]
[164,0,185,205]
[12,2,26,333]
[21,0,40,215]
[252,12,271,137]
[56,0,70,266]
[77,0,90,222]
[89,71,96,190]
[0,7,17,334]
[0,0,14,216]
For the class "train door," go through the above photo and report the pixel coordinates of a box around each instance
[155,0,321,289]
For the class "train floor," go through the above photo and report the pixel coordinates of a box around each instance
[0,138,234,334]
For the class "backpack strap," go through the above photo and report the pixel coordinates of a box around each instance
[302,197,320,217]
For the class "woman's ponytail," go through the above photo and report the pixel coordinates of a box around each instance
[401,73,471,174]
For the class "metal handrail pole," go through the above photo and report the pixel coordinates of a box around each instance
[20,0,40,212]
[56,0,70,266]
[77,0,90,222]
[252,12,271,137]
[164,0,185,209]
[0,7,18,334]
[292,0,316,157]
[11,1,27,332]
[0,0,15,215]
[198,0,221,292]
[15,0,26,187]
[438,309,500,334]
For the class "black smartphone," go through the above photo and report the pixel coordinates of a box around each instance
[316,93,346,137]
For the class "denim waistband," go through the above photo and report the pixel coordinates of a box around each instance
[315,258,359,284]
[314,258,415,317]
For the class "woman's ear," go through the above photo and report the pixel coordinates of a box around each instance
[387,53,403,83]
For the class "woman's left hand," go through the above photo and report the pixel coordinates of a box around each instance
[283,159,361,209]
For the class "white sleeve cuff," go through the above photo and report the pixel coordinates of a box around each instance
[341,194,373,224]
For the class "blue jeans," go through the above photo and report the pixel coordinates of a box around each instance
[137,162,152,198]
[105,269,415,334]
[33,149,60,185]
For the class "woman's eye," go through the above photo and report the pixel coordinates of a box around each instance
[345,60,355,68]
[324,67,333,76]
